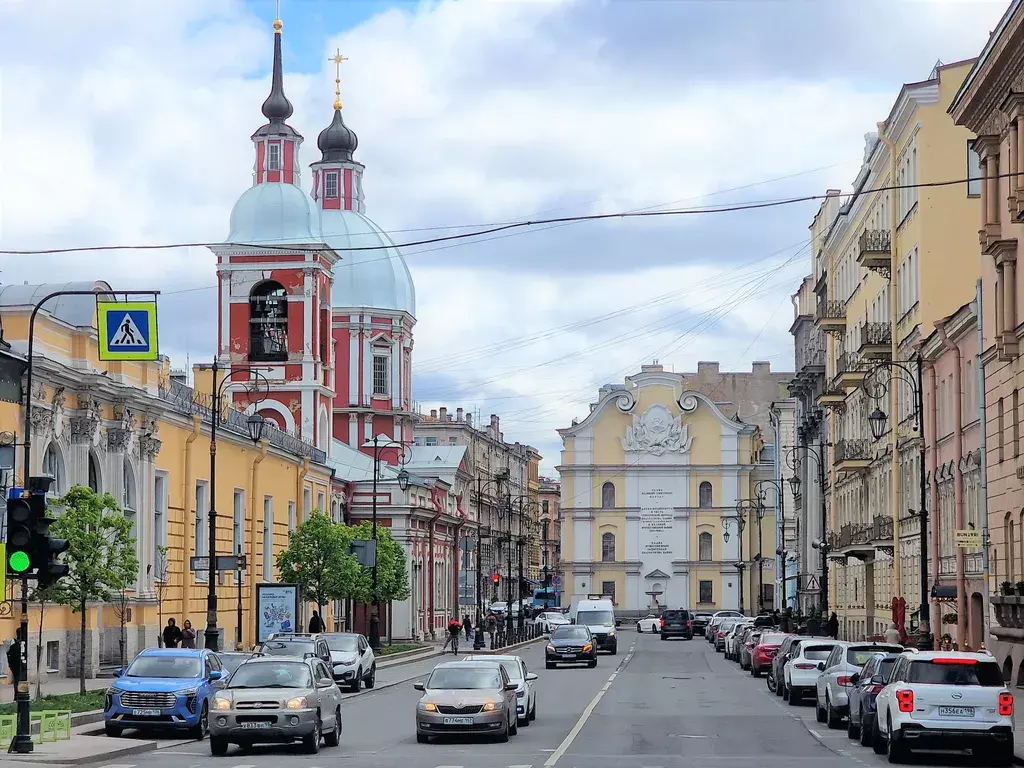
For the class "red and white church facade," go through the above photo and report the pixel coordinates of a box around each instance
[208,17,470,640]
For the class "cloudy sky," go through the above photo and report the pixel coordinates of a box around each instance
[0,0,1009,474]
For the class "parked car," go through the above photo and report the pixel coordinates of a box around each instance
[750,632,785,677]
[739,629,764,671]
[546,625,598,669]
[464,654,537,725]
[209,655,342,755]
[874,651,1014,764]
[414,661,519,743]
[714,619,742,652]
[321,633,376,691]
[104,648,224,738]
[815,641,903,729]
[691,612,713,637]
[214,652,253,679]
[784,639,838,704]
[846,651,902,747]
[726,623,754,662]
[536,611,570,633]
[659,609,693,640]
[636,614,661,633]
[768,634,802,695]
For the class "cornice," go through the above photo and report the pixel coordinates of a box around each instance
[950,3,1024,127]
[556,463,773,473]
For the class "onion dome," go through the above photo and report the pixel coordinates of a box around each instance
[317,108,359,162]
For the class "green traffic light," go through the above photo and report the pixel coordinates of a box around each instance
[8,551,30,573]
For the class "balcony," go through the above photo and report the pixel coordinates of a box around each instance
[833,438,872,473]
[815,388,847,410]
[858,322,891,360]
[814,299,847,336]
[869,515,894,557]
[857,229,892,277]
[834,351,865,390]
[796,336,825,375]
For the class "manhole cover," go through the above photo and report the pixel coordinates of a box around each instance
[663,675,705,680]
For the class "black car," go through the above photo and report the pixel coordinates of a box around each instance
[847,652,901,747]
[659,609,693,640]
[691,612,712,637]
[545,626,598,668]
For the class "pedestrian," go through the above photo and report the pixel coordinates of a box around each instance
[772,609,780,627]
[486,612,497,648]
[806,616,821,636]
[308,610,326,633]
[180,619,197,649]
[884,621,901,644]
[462,614,472,640]
[443,617,462,654]
[6,628,25,701]
[162,617,182,648]
[826,612,839,639]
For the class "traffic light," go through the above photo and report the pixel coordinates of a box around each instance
[6,491,33,576]
[28,478,68,588]
[492,572,500,585]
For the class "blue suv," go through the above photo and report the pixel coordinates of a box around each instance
[104,648,224,738]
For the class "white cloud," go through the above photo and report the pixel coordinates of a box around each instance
[0,0,1008,474]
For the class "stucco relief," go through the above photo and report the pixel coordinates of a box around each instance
[621,404,692,456]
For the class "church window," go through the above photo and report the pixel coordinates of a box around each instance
[601,581,615,602]
[601,532,615,562]
[249,281,289,362]
[601,482,615,509]
[325,171,339,199]
[699,580,714,604]
[698,531,713,561]
[268,142,281,171]
[373,352,390,397]
[699,481,713,508]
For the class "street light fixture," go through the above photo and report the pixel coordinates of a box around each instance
[867,408,888,441]
[246,412,267,444]
[788,475,801,496]
[369,435,412,653]
[397,469,410,492]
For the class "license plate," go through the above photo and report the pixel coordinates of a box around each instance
[131,708,161,716]
[441,716,473,725]
[938,706,975,718]
[240,721,272,729]
[562,653,576,658]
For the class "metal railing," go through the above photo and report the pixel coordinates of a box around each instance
[487,621,546,650]
[797,334,826,371]
[833,438,871,465]
[859,322,892,348]
[858,229,891,255]
[835,352,862,375]
[817,299,846,320]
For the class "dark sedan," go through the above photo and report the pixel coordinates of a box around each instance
[691,612,712,637]
[545,626,597,669]
[847,652,901,747]
[659,610,693,640]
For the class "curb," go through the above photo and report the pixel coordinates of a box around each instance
[0,737,162,765]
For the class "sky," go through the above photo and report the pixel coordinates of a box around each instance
[0,0,1010,476]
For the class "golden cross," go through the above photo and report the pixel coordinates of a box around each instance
[330,48,349,109]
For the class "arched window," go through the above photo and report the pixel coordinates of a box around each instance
[698,531,713,561]
[249,281,289,362]
[122,458,137,531]
[699,481,713,508]
[88,452,101,493]
[601,482,615,509]
[41,443,65,495]
[601,532,615,562]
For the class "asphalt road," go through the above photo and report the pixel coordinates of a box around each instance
[81,632,996,768]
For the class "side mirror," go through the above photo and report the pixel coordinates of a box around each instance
[526,672,538,681]
[871,675,885,686]
[505,682,518,691]
[319,677,334,688]
[113,667,124,677]
[817,662,825,671]
[209,670,223,681]
[849,673,860,686]
[413,682,425,691]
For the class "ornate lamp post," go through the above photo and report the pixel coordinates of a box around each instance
[510,496,539,632]
[722,509,747,613]
[755,479,784,613]
[473,470,508,650]
[369,435,411,652]
[786,441,829,617]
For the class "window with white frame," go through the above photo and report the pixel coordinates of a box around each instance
[263,496,274,580]
[154,473,168,573]
[325,170,339,198]
[303,487,311,520]
[372,351,390,397]
[288,500,296,531]
[268,142,281,171]
[317,491,325,514]
[425,436,437,446]
[967,140,982,197]
[898,142,918,221]
[195,481,208,581]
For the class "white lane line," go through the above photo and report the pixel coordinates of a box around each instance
[807,729,822,738]
[544,642,635,767]
[156,752,207,757]
[100,764,137,768]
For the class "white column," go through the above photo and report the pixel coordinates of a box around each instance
[302,268,314,364]
[219,272,231,360]
[362,323,372,403]
[348,326,359,406]
[391,334,401,410]
[348,414,359,448]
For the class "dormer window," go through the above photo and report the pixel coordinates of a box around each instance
[268,142,281,171]
[249,280,289,362]
[325,171,339,199]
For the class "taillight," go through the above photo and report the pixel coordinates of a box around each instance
[837,676,853,687]
[686,620,691,627]
[794,663,817,669]
[896,689,914,713]
[1000,691,1014,716]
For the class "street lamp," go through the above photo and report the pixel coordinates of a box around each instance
[511,496,538,632]
[862,356,931,650]
[473,471,508,650]
[785,440,829,617]
[369,435,412,653]
[722,511,747,613]
[203,361,269,652]
[755,480,784,614]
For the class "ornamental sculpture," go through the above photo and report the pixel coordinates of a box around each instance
[621,404,692,456]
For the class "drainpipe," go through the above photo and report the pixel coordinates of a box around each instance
[977,278,991,643]
[452,519,465,621]
[770,406,784,610]
[183,416,202,593]
[428,505,443,640]
[924,357,941,639]
[246,441,269,649]
[935,320,966,645]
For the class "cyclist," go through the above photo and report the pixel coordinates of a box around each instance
[444,617,462,654]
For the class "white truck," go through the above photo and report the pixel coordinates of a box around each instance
[569,596,617,654]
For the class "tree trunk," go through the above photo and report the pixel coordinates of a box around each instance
[157,587,164,647]
[79,598,86,696]
[35,598,45,700]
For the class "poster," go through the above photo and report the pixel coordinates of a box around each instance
[639,487,674,556]
[255,583,300,643]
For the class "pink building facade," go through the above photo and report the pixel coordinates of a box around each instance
[921,300,985,649]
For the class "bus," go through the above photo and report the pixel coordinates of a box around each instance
[531,587,559,609]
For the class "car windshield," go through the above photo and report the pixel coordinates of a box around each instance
[907,660,1004,686]
[217,654,250,675]
[552,627,590,640]
[802,645,835,660]
[229,662,313,689]
[759,633,786,645]
[325,636,359,652]
[577,610,614,625]
[663,611,687,621]
[497,660,522,681]
[261,640,315,656]
[847,646,903,666]
[127,655,202,679]
[427,667,501,690]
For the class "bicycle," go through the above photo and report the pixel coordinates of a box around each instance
[442,631,460,655]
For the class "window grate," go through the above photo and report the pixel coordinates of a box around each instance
[325,171,339,198]
[373,354,390,397]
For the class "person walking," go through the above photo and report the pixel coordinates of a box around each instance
[486,612,498,648]
[884,622,901,644]
[826,612,840,640]
[308,610,326,633]
[162,618,182,648]
[462,614,472,640]
[180,619,197,649]
[6,628,25,701]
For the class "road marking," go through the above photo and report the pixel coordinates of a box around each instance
[543,642,635,767]
[669,734,712,739]
[807,729,822,738]
[100,764,136,768]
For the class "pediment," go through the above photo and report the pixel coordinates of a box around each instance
[644,568,670,580]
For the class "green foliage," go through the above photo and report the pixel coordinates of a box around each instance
[276,511,360,611]
[346,522,410,604]
[0,689,105,715]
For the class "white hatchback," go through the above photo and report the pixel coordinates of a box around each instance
[784,639,837,704]
[536,612,570,633]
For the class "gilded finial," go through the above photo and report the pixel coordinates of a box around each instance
[330,48,348,110]
[274,0,282,32]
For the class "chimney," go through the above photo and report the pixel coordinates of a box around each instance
[456,407,464,422]
[430,409,437,419]
[752,361,771,375]
[490,414,500,439]
[466,413,473,428]
[697,361,719,376]
[826,188,841,197]
[439,407,447,422]
[640,361,663,373]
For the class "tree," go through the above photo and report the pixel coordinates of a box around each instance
[346,522,411,604]
[152,545,169,647]
[50,486,137,694]
[276,512,360,626]
[108,530,140,670]
[28,584,59,700]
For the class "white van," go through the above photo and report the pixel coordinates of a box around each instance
[570,597,617,654]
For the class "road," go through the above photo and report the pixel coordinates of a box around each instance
[83,631,992,768]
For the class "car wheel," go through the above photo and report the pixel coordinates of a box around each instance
[750,665,760,678]
[660,634,667,641]
[349,670,361,692]
[529,699,536,721]
[815,701,826,723]
[417,733,429,744]
[210,736,229,756]
[636,624,642,633]
[303,716,321,754]
[496,717,510,743]
[190,702,209,741]
[886,717,906,763]
[993,741,1015,767]
[364,664,376,689]
[104,723,123,738]
[510,714,518,736]
[860,713,874,748]
[826,695,843,729]
[846,711,860,740]
[609,646,617,656]
[788,687,800,705]
[324,708,342,747]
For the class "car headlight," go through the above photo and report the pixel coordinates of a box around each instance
[106,687,121,696]
[334,659,355,666]
[516,688,526,698]
[608,630,615,637]
[213,696,231,711]
[583,643,593,652]
[286,697,308,709]
[482,701,503,711]
[419,702,437,712]
[176,687,200,696]
[546,644,556,652]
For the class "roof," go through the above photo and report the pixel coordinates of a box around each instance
[407,445,467,473]
[326,438,400,483]
[139,647,207,656]
[0,281,113,327]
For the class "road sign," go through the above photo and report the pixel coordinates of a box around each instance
[955,529,982,548]
[97,300,159,361]
[190,555,247,572]
[804,575,821,592]
[350,539,377,568]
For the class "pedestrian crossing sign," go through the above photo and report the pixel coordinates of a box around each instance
[97,300,159,361]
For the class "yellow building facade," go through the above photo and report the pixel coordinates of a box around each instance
[557,364,777,616]
[0,283,332,683]
[812,60,980,640]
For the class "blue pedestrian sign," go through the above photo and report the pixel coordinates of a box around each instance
[96,301,159,361]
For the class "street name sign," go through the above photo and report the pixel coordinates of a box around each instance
[190,555,247,572]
